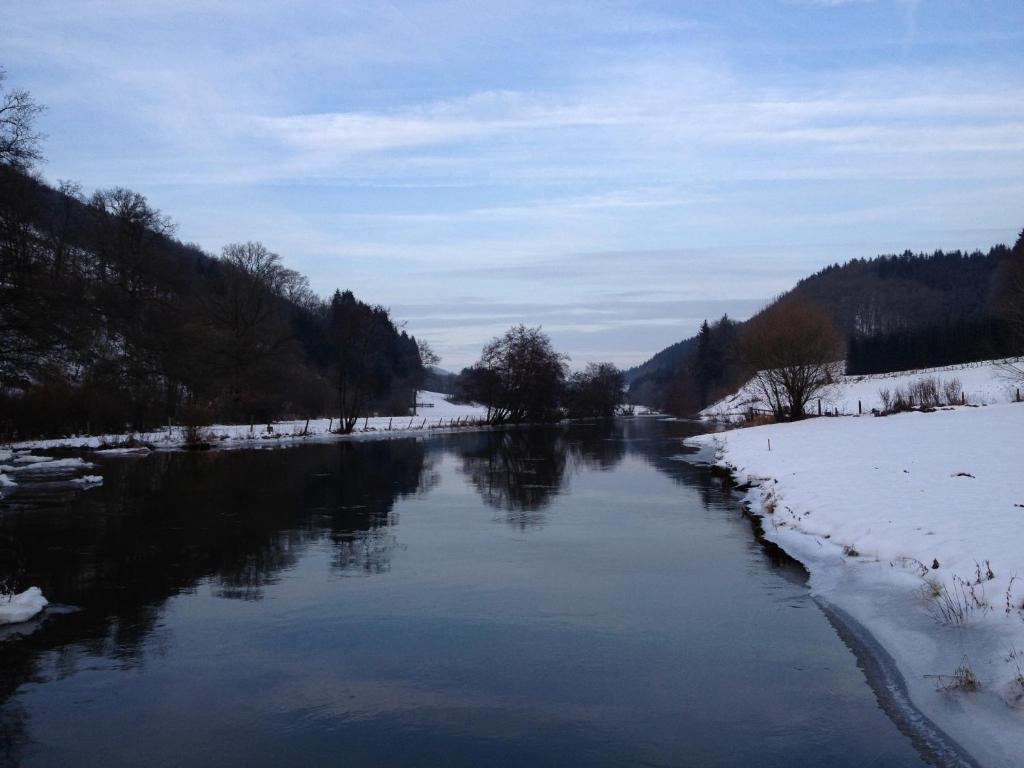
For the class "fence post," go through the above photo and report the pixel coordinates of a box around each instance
[817,399,821,416]
[1017,388,1021,403]
[858,400,862,415]
[388,417,392,431]
[961,391,965,405]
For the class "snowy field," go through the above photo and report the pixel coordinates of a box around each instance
[702,357,1023,422]
[4,391,487,454]
[687,399,1024,767]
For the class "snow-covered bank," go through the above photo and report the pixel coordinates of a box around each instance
[687,401,1024,768]
[6,391,488,453]
[0,587,48,625]
[702,358,1022,422]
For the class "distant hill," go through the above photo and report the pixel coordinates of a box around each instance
[624,336,698,408]
[627,238,1021,412]
[423,366,458,395]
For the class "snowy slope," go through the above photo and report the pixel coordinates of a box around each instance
[702,358,1023,422]
[687,402,1024,767]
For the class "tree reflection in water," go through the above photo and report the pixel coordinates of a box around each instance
[0,437,434,760]
[0,418,729,764]
[453,423,627,529]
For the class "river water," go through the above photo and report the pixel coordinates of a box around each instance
[0,418,932,766]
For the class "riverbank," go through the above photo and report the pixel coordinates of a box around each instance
[686,401,1024,768]
[2,391,488,454]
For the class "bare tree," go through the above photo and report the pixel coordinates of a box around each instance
[0,68,44,170]
[457,325,567,424]
[740,298,842,420]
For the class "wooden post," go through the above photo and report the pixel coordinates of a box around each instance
[388,417,392,431]
[328,417,333,433]
[768,438,772,452]
[817,399,821,416]
[1017,388,1021,402]
[961,391,965,405]
[303,418,309,436]
[858,400,862,415]
[421,418,426,429]
[364,415,369,430]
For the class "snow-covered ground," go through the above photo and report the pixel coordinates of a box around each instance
[687,399,1024,767]
[4,391,487,454]
[702,358,1023,422]
[0,587,48,626]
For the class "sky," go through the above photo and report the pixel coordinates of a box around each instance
[3,1,1023,370]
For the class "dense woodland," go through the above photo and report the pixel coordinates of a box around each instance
[0,72,426,439]
[628,234,1024,416]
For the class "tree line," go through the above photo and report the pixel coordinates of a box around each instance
[0,70,427,438]
[455,325,625,423]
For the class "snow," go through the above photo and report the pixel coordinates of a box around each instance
[7,457,93,471]
[702,357,1023,422]
[6,391,489,452]
[0,587,48,625]
[687,400,1024,767]
[71,475,104,486]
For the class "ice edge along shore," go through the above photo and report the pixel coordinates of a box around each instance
[686,397,1024,768]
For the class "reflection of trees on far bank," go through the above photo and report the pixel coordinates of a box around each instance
[0,437,434,760]
[452,423,627,528]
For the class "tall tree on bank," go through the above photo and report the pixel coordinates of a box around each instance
[327,290,422,433]
[994,230,1024,383]
[740,299,842,420]
[457,325,568,424]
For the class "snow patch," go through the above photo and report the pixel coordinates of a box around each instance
[0,587,48,625]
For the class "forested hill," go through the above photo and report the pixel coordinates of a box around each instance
[0,165,427,438]
[627,237,1023,413]
[622,337,697,409]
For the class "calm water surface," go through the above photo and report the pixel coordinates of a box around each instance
[1,418,931,767]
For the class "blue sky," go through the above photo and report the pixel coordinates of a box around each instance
[3,1,1023,369]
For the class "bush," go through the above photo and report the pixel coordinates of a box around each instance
[877,375,964,415]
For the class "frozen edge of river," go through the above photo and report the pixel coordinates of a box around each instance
[682,439,1018,768]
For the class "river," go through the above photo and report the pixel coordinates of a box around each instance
[0,417,933,766]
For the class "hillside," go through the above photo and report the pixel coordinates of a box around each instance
[623,336,697,406]
[628,238,1022,414]
[700,357,1022,422]
[0,166,426,438]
